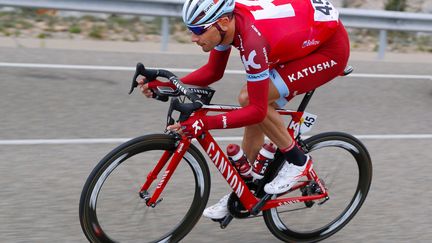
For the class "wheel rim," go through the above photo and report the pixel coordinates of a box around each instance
[265,136,371,241]
[83,145,207,243]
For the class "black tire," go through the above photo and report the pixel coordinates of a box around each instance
[263,132,372,242]
[79,134,211,243]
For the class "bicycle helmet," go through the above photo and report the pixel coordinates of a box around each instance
[182,0,235,26]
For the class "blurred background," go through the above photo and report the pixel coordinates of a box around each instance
[1,0,431,242]
[0,0,431,54]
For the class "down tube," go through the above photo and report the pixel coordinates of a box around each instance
[197,133,258,210]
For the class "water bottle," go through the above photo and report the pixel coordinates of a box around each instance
[227,144,253,180]
[251,143,276,181]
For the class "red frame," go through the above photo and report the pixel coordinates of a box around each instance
[140,105,328,211]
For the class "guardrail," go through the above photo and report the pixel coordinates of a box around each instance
[1,0,431,58]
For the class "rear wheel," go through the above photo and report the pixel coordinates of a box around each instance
[79,134,210,243]
[263,132,372,242]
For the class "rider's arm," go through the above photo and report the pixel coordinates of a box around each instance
[203,30,271,130]
[181,46,231,86]
[205,78,269,129]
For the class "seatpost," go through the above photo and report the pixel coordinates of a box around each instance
[297,90,315,112]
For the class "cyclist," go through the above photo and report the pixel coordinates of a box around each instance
[138,0,350,220]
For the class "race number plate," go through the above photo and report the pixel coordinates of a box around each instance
[289,112,318,138]
[299,112,317,134]
[310,0,339,22]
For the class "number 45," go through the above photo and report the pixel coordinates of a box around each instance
[311,0,339,22]
[312,0,333,16]
[237,0,338,22]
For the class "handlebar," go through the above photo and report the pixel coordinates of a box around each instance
[129,62,208,123]
[129,63,203,106]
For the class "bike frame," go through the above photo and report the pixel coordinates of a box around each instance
[140,96,329,212]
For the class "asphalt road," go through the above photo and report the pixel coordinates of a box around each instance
[1,46,432,242]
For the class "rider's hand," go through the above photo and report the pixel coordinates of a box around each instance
[137,78,153,98]
[167,117,207,138]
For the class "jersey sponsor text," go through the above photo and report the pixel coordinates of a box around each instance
[242,50,261,71]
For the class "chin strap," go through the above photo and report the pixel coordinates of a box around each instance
[214,23,227,45]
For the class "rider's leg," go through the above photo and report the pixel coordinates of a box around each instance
[240,79,308,166]
[239,84,290,162]
[264,24,350,194]
[239,83,292,160]
[203,82,291,220]
[242,124,264,162]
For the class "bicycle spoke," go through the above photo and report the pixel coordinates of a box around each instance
[80,134,210,243]
[263,133,372,242]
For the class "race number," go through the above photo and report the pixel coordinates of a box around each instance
[310,0,339,22]
[299,112,317,134]
[236,0,295,20]
[288,112,318,138]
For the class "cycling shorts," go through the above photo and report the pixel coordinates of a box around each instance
[269,23,350,108]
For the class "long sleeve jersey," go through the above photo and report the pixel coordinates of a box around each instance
[181,0,340,130]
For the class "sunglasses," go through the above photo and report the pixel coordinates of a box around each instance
[187,21,217,35]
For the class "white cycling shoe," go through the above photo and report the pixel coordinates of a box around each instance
[264,155,313,194]
[202,194,230,220]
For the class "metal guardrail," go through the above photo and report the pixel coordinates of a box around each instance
[1,0,432,58]
[0,0,183,17]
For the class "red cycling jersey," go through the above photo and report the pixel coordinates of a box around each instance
[181,0,341,131]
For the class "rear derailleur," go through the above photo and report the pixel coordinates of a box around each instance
[300,179,329,207]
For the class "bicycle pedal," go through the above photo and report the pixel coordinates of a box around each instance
[219,215,233,229]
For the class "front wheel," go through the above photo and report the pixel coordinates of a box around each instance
[263,132,372,242]
[79,134,211,243]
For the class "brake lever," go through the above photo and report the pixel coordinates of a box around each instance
[129,63,142,94]
[128,63,159,94]
[166,98,177,128]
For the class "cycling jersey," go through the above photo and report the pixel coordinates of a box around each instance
[181,0,343,131]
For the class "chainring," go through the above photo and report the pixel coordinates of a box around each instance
[227,181,257,218]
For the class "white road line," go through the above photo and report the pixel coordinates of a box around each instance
[0,62,431,80]
[1,134,432,145]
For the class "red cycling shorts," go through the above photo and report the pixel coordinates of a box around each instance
[270,23,350,107]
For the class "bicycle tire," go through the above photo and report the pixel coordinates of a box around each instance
[263,132,372,242]
[79,134,211,243]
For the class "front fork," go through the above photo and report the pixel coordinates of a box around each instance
[139,137,191,207]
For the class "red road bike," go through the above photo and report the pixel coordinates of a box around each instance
[79,63,372,242]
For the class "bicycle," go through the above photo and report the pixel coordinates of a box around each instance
[79,63,372,242]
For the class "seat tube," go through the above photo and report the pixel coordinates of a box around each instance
[146,137,191,206]
[297,90,315,112]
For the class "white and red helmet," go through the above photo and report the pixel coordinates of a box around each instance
[182,0,235,26]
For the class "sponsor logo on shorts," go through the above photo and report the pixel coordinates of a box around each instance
[287,60,337,82]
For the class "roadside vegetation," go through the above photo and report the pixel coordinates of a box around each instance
[0,8,431,53]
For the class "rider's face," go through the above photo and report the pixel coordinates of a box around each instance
[190,24,222,52]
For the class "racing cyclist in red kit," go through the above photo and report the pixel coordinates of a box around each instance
[139,0,350,220]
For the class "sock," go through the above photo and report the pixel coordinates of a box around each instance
[280,143,307,166]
